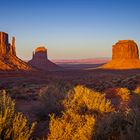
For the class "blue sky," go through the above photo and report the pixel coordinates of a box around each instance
[0,0,140,60]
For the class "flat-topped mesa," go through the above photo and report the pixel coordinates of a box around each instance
[0,32,16,56]
[112,40,139,60]
[101,40,140,69]
[33,46,48,60]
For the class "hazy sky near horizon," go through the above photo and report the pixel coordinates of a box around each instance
[0,0,140,60]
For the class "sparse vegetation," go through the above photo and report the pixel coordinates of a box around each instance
[134,86,140,95]
[63,85,115,115]
[0,71,140,139]
[47,85,115,140]
[48,112,95,140]
[34,82,72,121]
[116,88,130,102]
[0,90,36,140]
[95,108,140,140]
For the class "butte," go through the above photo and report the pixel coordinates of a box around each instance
[28,46,62,71]
[101,40,140,69]
[0,32,32,71]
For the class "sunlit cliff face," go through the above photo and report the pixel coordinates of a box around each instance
[112,40,139,60]
[0,32,16,56]
[0,32,32,70]
[101,40,140,69]
[35,46,47,53]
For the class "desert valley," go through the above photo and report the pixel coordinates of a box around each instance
[0,0,140,140]
[0,31,140,140]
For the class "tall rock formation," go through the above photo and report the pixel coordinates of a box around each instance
[0,32,9,56]
[28,46,62,71]
[9,37,16,56]
[0,32,32,70]
[101,40,140,69]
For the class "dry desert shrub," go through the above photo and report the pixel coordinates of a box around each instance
[63,85,115,115]
[47,85,115,140]
[134,86,140,95]
[116,88,131,102]
[10,84,39,101]
[94,108,140,140]
[35,82,72,120]
[0,90,36,140]
[48,112,95,140]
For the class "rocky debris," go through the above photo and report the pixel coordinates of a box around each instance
[101,40,140,69]
[0,32,32,71]
[28,46,62,71]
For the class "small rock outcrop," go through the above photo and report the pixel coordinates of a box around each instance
[28,46,62,71]
[101,40,140,69]
[0,32,32,70]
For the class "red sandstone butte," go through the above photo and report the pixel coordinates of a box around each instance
[28,46,62,71]
[0,32,32,70]
[101,40,140,69]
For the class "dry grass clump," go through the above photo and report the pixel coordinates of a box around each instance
[35,82,72,121]
[116,88,131,102]
[47,85,115,140]
[63,85,115,115]
[47,85,140,140]
[48,112,95,140]
[0,90,36,140]
[94,108,140,140]
[10,84,41,101]
[134,86,140,95]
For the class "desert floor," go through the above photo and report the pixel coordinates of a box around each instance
[0,68,140,138]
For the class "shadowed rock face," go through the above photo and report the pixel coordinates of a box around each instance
[101,40,140,69]
[33,47,48,60]
[28,47,62,71]
[0,32,32,70]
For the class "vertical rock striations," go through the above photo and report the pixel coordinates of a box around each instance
[112,40,139,60]
[101,40,140,69]
[0,32,9,56]
[0,32,32,70]
[9,37,16,56]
